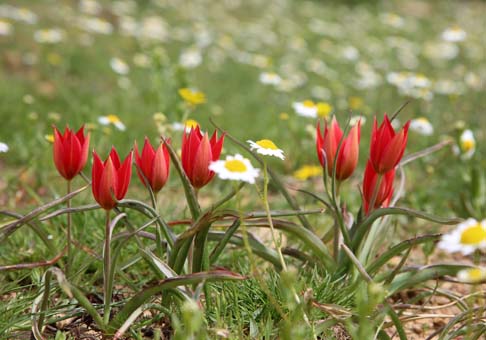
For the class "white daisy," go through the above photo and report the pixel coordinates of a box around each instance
[209,154,260,184]
[110,57,130,75]
[293,100,318,118]
[410,117,434,136]
[438,218,486,255]
[78,16,113,35]
[441,26,467,42]
[247,139,285,160]
[457,267,486,283]
[259,72,282,86]
[459,129,475,159]
[0,142,9,153]
[0,20,12,36]
[179,48,202,69]
[171,119,200,133]
[98,114,126,131]
[33,28,64,44]
[350,115,366,126]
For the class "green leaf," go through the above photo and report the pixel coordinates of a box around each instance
[48,267,106,331]
[208,231,282,270]
[388,264,472,295]
[366,234,441,276]
[0,184,89,243]
[209,219,241,265]
[246,219,335,270]
[108,271,245,332]
[351,207,462,250]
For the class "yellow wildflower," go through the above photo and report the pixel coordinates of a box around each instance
[179,88,206,106]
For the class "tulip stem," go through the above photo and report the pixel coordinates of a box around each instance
[66,180,72,275]
[103,210,112,324]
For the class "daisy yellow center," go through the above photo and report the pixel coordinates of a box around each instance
[303,100,316,108]
[184,119,199,129]
[466,268,483,281]
[224,160,247,172]
[461,139,475,152]
[256,139,278,150]
[45,134,54,143]
[416,118,429,124]
[107,114,121,123]
[460,224,486,245]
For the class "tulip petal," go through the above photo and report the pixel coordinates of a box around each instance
[116,151,133,200]
[53,127,68,179]
[96,155,117,210]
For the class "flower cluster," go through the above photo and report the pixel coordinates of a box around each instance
[315,114,410,214]
[52,124,227,210]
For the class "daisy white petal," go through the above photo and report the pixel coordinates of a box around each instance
[209,154,260,184]
[293,100,318,118]
[410,117,434,136]
[438,218,486,255]
[0,142,9,153]
[247,139,285,160]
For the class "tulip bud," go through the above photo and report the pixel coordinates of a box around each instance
[316,117,361,181]
[92,148,132,210]
[134,137,170,193]
[362,160,395,213]
[369,115,410,174]
[53,125,90,180]
[181,125,224,189]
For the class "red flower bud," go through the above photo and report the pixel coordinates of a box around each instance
[181,125,224,189]
[92,148,133,210]
[316,117,361,181]
[362,160,395,213]
[134,137,170,193]
[53,125,90,180]
[370,114,410,174]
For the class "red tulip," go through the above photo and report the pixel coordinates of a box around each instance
[92,148,133,210]
[53,125,90,180]
[362,160,395,213]
[370,114,410,174]
[181,125,224,189]
[134,137,170,193]
[316,117,361,181]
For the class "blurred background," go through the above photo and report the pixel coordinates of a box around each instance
[0,0,484,217]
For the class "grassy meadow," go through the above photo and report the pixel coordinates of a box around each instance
[0,0,485,339]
